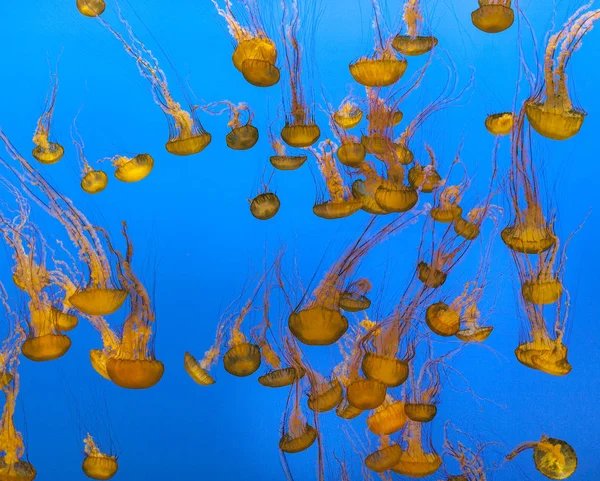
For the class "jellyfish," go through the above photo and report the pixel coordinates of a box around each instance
[506,436,577,479]
[279,0,320,148]
[0,370,36,481]
[408,145,442,194]
[289,215,421,346]
[361,88,404,158]
[310,140,362,219]
[430,186,464,223]
[350,1,407,87]
[250,192,281,220]
[391,420,442,477]
[329,102,367,169]
[525,5,600,140]
[519,239,566,306]
[339,279,372,313]
[484,112,514,136]
[210,0,280,87]
[307,374,344,413]
[279,387,317,454]
[82,434,118,480]
[471,1,514,34]
[393,0,438,56]
[268,127,307,171]
[98,10,210,155]
[99,223,164,389]
[201,101,259,150]
[333,95,364,131]
[404,356,442,423]
[72,121,108,195]
[366,394,408,436]
[364,437,403,473]
[105,154,154,183]
[350,160,389,215]
[77,0,106,17]
[32,74,64,165]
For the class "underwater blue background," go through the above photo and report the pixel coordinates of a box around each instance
[0,0,598,479]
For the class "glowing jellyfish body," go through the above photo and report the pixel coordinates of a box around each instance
[333,102,363,130]
[501,204,556,254]
[77,0,106,17]
[81,170,108,194]
[250,193,280,220]
[471,0,514,33]
[223,342,261,377]
[507,436,577,480]
[365,444,403,472]
[485,112,514,135]
[82,435,118,480]
[393,0,438,56]
[391,421,442,477]
[289,306,348,346]
[425,302,460,337]
[270,155,307,170]
[184,352,216,386]
[350,54,407,87]
[367,399,408,435]
[258,367,303,388]
[112,154,154,183]
[307,379,343,412]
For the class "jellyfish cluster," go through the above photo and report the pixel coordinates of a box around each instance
[0,0,597,479]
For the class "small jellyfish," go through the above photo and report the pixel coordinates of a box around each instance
[506,436,577,479]
[99,11,210,155]
[268,128,307,171]
[211,0,280,87]
[202,101,259,150]
[391,420,442,477]
[82,434,118,480]
[333,97,364,130]
[484,112,514,136]
[404,356,442,423]
[107,154,154,183]
[339,279,372,312]
[72,115,108,195]
[471,0,514,34]
[250,192,281,220]
[279,0,320,148]
[307,375,344,413]
[430,185,464,223]
[525,6,600,140]
[77,0,106,17]
[279,387,317,453]
[350,161,389,215]
[393,0,438,56]
[366,395,408,436]
[408,145,442,193]
[365,437,403,472]
[32,74,64,165]
[310,140,362,219]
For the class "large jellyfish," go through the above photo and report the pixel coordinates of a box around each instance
[77,0,106,17]
[106,153,154,183]
[82,434,118,480]
[0,132,128,318]
[32,74,64,165]
[268,126,307,171]
[310,140,362,219]
[210,0,280,87]
[350,0,407,87]
[526,5,600,140]
[279,0,321,148]
[471,1,514,34]
[393,0,438,56]
[506,435,577,479]
[98,9,211,155]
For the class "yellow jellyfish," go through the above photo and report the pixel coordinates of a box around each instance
[350,1,407,87]
[268,128,307,171]
[210,0,280,87]
[329,103,367,169]
[366,395,408,436]
[107,154,154,183]
[98,11,210,155]
[484,112,514,136]
[202,101,259,150]
[0,132,129,318]
[32,74,64,165]
[506,436,577,480]
[408,145,442,194]
[100,223,164,389]
[339,279,372,312]
[77,0,106,17]
[471,0,514,34]
[289,215,420,346]
[393,0,438,56]
[361,88,405,159]
[73,124,108,195]
[391,420,442,477]
[82,434,118,480]
[0,371,36,481]
[430,185,464,223]
[333,97,364,130]
[525,6,600,140]
[311,140,362,219]
[404,358,442,423]
[250,171,280,220]
[307,374,343,413]
[279,0,320,148]
[365,437,403,473]
[279,387,317,453]
[350,160,389,215]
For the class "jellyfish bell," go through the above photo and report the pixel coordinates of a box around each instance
[339,293,371,313]
[471,0,514,34]
[526,100,586,141]
[453,217,480,240]
[425,302,460,337]
[269,155,307,171]
[184,352,216,386]
[106,356,165,389]
[81,170,108,195]
[226,124,259,150]
[165,132,212,156]
[69,287,128,317]
[417,262,447,288]
[507,436,577,480]
[76,0,106,17]
[456,326,493,342]
[0,460,37,481]
[281,123,321,148]
[408,163,442,193]
[232,38,277,74]
[393,35,438,56]
[22,306,72,362]
[362,352,409,387]
[336,142,366,168]
[250,193,280,221]
[32,142,64,165]
[367,400,408,435]
[501,204,556,254]
[346,378,386,410]
[113,154,154,183]
[336,398,363,420]
[307,379,343,412]
[374,179,419,213]
[222,342,261,377]
[279,424,317,453]
[82,456,118,480]
[313,198,362,220]
[258,366,304,388]
[404,402,437,422]
[288,306,348,346]
[351,179,388,215]
[54,308,79,332]
[90,349,111,380]
[521,278,563,305]
[242,59,280,88]
[349,55,408,88]
[485,112,514,136]
[333,103,363,130]
[514,339,571,376]
[365,444,403,473]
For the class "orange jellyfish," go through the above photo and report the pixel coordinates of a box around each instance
[350,159,389,215]
[361,88,405,158]
[250,170,280,221]
[306,372,344,414]
[202,101,259,150]
[210,0,280,87]
[279,0,320,148]
[98,11,210,155]
[339,279,372,313]
[484,112,514,136]
[471,1,514,34]
[430,185,464,224]
[279,385,317,454]
[72,122,108,195]
[506,435,577,479]
[350,0,407,87]
[329,102,367,169]
[393,0,438,56]
[364,436,403,473]
[408,145,442,194]
[82,434,118,480]
[32,74,64,165]
[106,153,154,183]
[333,95,364,131]
[404,356,442,423]
[391,420,442,477]
[310,140,362,219]
[100,223,164,389]
[366,394,408,437]
[289,215,421,346]
[0,132,129,318]
[268,127,307,171]
[526,6,600,140]
[77,0,106,17]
